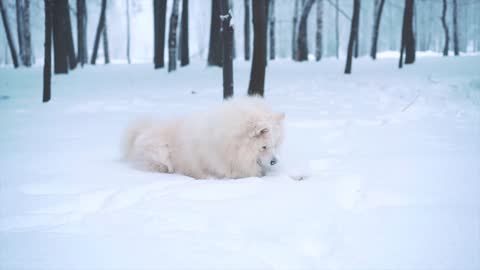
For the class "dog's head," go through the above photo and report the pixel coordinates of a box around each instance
[249,112,285,175]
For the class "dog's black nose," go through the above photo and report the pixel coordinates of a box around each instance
[270,157,277,166]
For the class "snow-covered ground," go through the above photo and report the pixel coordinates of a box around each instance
[1,56,479,269]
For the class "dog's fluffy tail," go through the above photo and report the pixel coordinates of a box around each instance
[122,118,153,160]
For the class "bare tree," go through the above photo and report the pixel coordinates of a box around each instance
[16,0,33,66]
[354,3,359,59]
[220,0,233,99]
[153,0,167,68]
[168,0,180,72]
[126,0,130,64]
[65,0,76,69]
[295,0,315,61]
[399,0,415,68]
[90,0,106,65]
[102,17,110,64]
[370,0,385,59]
[180,0,189,66]
[268,0,275,60]
[441,0,449,56]
[292,0,299,59]
[244,0,250,60]
[315,0,323,61]
[452,0,459,56]
[208,0,222,66]
[345,0,360,74]
[53,0,76,73]
[0,0,19,68]
[248,0,267,97]
[77,0,88,66]
[43,0,53,102]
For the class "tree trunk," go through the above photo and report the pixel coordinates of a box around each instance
[207,0,222,66]
[315,0,323,61]
[452,0,459,56]
[77,0,88,66]
[295,0,315,61]
[268,0,275,60]
[102,19,110,64]
[0,0,19,68]
[220,0,234,99]
[335,0,339,58]
[53,0,70,73]
[244,0,250,60]
[153,0,167,68]
[292,0,299,60]
[180,0,189,66]
[126,0,130,64]
[168,0,179,72]
[90,0,106,65]
[62,0,76,70]
[248,0,267,97]
[353,2,360,59]
[344,0,359,74]
[229,0,236,60]
[16,0,33,66]
[370,0,385,59]
[43,0,53,102]
[441,0,449,56]
[399,0,415,68]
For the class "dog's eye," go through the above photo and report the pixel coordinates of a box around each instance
[262,146,267,150]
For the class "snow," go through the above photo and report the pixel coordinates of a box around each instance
[1,56,480,269]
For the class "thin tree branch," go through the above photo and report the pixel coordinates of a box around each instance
[325,0,351,21]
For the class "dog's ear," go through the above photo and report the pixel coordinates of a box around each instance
[273,112,285,123]
[250,124,269,138]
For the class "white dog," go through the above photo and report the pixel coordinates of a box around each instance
[123,97,285,179]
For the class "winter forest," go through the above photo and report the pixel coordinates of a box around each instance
[1,0,480,269]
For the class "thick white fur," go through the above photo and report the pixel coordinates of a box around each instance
[123,97,285,179]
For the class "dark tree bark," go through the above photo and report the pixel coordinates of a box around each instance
[208,0,222,66]
[63,0,76,69]
[370,0,385,59]
[399,0,415,68]
[244,0,250,60]
[126,0,131,64]
[77,0,88,66]
[153,0,167,68]
[441,0,449,56]
[291,0,299,60]
[53,0,69,74]
[42,0,54,102]
[248,0,267,97]
[90,0,106,65]
[0,0,19,68]
[295,0,315,61]
[452,0,459,56]
[220,0,233,99]
[180,0,189,66]
[315,0,323,61]
[102,20,110,64]
[43,0,53,102]
[344,0,360,74]
[16,0,33,66]
[354,3,359,59]
[167,0,179,72]
[335,0,339,58]
[268,0,275,60]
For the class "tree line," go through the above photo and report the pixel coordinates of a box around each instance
[0,0,477,102]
